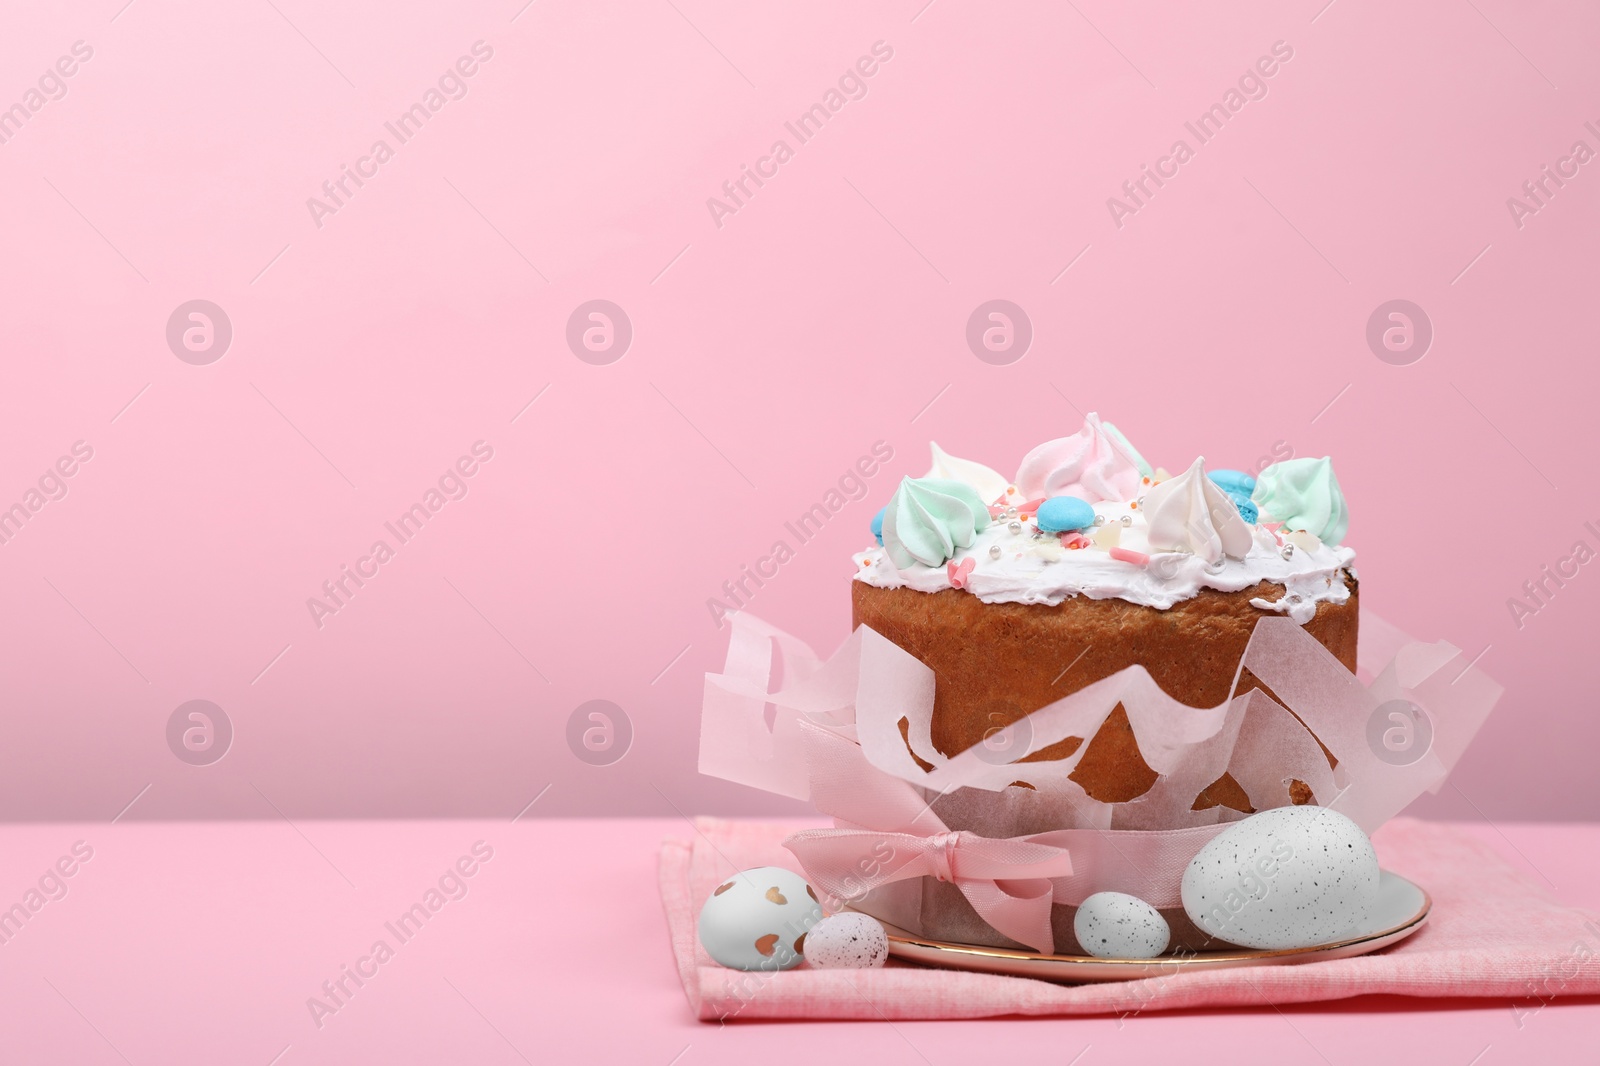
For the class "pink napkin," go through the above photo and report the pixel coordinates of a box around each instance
[659,817,1600,1021]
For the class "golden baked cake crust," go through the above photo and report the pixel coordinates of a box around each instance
[851,577,1357,806]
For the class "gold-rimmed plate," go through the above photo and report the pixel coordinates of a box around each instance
[869,870,1430,983]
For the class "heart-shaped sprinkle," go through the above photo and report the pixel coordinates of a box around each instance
[754,933,779,956]
[765,887,788,905]
[714,881,736,896]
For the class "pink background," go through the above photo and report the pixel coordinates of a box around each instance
[2,0,1596,823]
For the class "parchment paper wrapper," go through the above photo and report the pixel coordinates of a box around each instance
[700,612,1501,953]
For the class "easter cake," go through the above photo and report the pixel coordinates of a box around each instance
[852,413,1358,813]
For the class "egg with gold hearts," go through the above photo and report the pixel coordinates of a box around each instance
[697,866,823,971]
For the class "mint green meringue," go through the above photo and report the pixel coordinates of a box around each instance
[1252,457,1349,546]
[881,476,991,568]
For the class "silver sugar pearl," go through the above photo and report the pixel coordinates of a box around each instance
[1120,514,1133,527]
[1280,544,1294,560]
[1007,520,1023,535]
[1004,507,1018,518]
[989,544,1002,560]
[1093,514,1106,527]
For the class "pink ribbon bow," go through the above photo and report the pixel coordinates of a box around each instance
[784,826,1075,955]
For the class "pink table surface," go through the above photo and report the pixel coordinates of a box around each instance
[1,818,1596,1065]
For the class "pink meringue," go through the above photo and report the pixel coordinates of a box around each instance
[1014,412,1144,503]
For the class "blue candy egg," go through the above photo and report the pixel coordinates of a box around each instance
[1209,469,1256,497]
[1035,495,1096,533]
[1231,496,1259,524]
[871,507,885,545]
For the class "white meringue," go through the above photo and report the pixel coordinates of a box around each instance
[1142,457,1253,564]
[924,442,1010,506]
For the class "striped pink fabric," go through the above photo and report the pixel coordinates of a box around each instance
[660,817,1600,1021]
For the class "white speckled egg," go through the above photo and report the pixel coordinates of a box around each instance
[1073,892,1171,959]
[1181,806,1379,950]
[697,866,822,971]
[802,912,889,969]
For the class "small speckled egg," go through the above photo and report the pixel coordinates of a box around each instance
[1073,892,1170,959]
[1035,496,1096,533]
[698,867,822,971]
[1181,806,1379,950]
[802,912,889,969]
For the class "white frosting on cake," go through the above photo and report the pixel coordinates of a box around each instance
[856,431,1356,624]
[854,501,1353,623]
